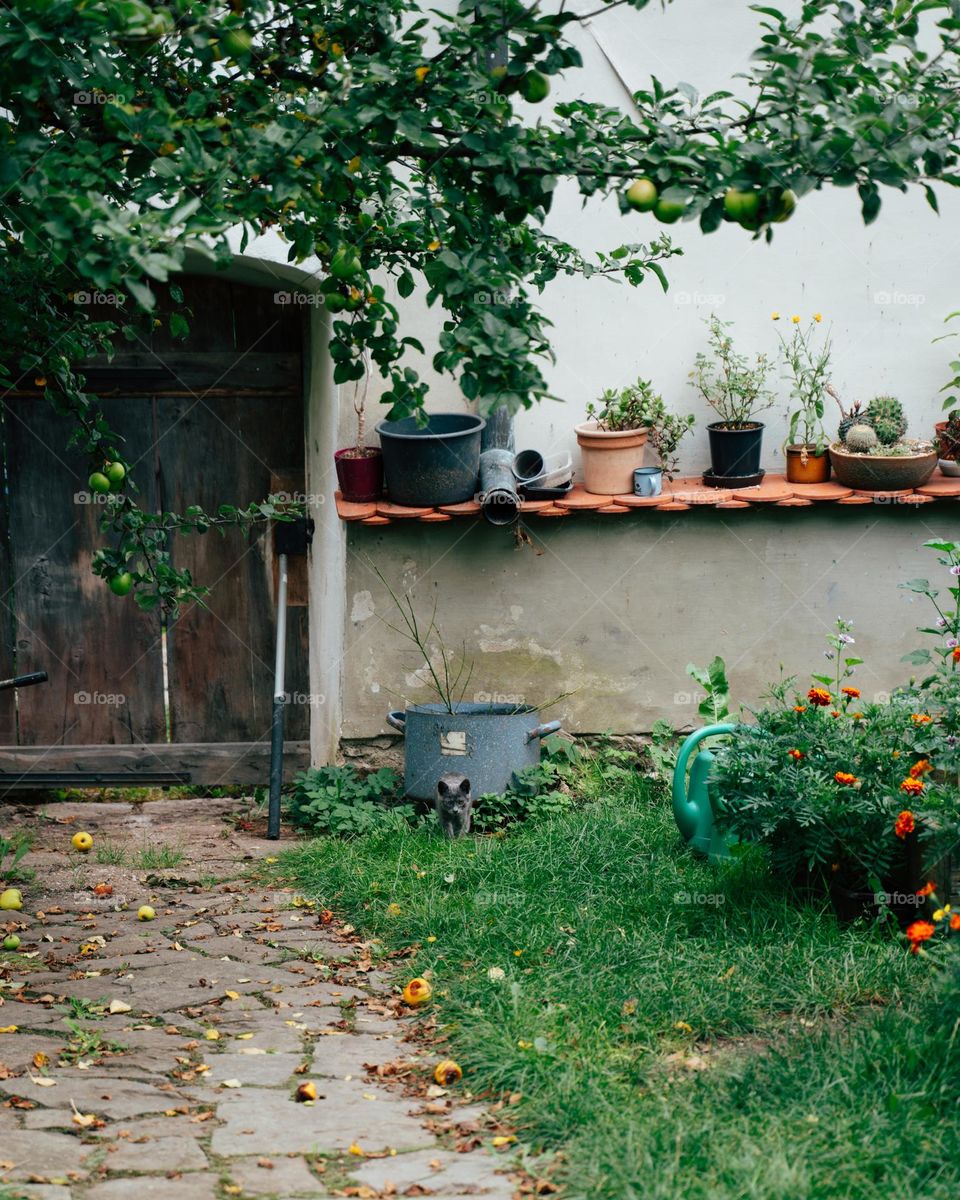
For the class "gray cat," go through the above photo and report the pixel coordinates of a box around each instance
[436,774,474,838]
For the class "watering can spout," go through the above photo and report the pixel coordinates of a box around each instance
[671,723,738,862]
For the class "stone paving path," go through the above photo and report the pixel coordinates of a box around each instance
[0,799,520,1200]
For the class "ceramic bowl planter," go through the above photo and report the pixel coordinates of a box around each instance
[939,458,960,477]
[784,444,831,484]
[575,420,649,495]
[334,447,383,502]
[828,442,938,490]
[377,413,485,506]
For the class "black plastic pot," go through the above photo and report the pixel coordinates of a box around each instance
[376,413,485,506]
[707,422,765,478]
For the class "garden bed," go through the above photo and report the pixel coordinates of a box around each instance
[275,755,958,1200]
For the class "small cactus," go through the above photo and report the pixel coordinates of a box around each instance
[845,423,879,452]
[837,400,864,443]
[863,395,906,445]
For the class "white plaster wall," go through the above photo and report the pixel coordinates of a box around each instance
[214,2,960,751]
[342,507,953,738]
[345,0,960,473]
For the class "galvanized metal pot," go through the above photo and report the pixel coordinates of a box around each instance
[386,703,562,801]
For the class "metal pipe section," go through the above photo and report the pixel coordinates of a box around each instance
[267,552,289,841]
[478,407,520,526]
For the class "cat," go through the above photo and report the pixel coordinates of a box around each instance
[436,773,474,838]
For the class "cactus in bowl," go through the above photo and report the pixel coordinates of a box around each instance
[829,393,937,489]
[862,394,907,446]
[844,424,879,453]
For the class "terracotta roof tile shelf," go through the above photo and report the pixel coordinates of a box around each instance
[336,474,960,524]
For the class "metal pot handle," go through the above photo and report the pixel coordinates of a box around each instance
[386,710,406,733]
[526,720,562,743]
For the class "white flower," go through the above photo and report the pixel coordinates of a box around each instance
[487,966,506,982]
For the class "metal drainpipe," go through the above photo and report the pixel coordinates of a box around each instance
[478,406,520,526]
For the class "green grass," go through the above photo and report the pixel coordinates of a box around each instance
[278,763,960,1200]
[94,839,128,866]
[134,843,186,870]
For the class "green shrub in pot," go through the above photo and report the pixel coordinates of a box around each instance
[578,379,694,492]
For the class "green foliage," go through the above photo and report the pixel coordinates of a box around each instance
[277,773,950,1200]
[288,766,416,837]
[473,737,582,832]
[686,655,731,725]
[0,831,31,883]
[689,315,775,426]
[864,394,908,445]
[776,314,831,451]
[586,377,695,477]
[3,1,960,606]
[934,310,960,412]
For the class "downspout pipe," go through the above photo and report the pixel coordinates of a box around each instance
[478,407,521,526]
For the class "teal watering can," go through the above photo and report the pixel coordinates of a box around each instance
[672,723,738,863]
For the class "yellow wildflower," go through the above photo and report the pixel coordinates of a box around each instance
[813,312,822,322]
[791,314,801,324]
[771,311,780,321]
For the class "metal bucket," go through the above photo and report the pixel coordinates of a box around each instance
[386,703,562,801]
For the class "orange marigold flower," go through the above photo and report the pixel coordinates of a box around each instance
[894,810,916,839]
[909,759,933,778]
[793,705,807,714]
[830,710,841,718]
[900,777,924,796]
[953,646,960,663]
[788,748,803,760]
[808,687,831,707]
[841,686,860,698]
[906,919,936,952]
[850,711,865,720]
[951,913,960,931]
[916,881,937,897]
[834,771,858,786]
[911,713,932,725]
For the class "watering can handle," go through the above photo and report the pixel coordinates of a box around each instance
[527,720,562,743]
[386,711,406,733]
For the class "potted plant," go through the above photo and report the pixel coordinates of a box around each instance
[937,409,960,476]
[576,379,694,495]
[775,312,831,483]
[689,315,775,486]
[828,394,938,490]
[934,310,960,453]
[334,374,384,502]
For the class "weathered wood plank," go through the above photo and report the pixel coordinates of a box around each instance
[0,741,310,790]
[0,407,17,743]
[161,394,308,744]
[4,396,167,746]
[75,352,301,395]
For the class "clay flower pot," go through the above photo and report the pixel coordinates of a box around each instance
[785,444,831,484]
[575,420,649,495]
[828,442,937,491]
